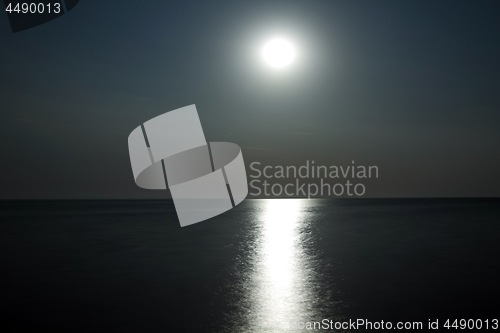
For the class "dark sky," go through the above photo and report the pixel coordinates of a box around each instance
[1,0,499,199]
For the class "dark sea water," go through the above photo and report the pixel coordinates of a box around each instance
[0,199,499,332]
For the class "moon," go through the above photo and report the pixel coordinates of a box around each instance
[261,38,296,69]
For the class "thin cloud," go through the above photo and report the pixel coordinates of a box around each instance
[289,132,316,136]
[241,146,273,152]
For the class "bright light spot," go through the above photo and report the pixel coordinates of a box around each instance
[255,199,305,327]
[262,38,296,69]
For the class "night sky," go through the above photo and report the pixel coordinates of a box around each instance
[1,0,499,199]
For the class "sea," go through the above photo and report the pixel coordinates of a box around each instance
[1,198,499,332]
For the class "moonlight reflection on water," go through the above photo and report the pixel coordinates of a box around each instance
[247,199,311,331]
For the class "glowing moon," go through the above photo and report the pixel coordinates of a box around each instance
[262,38,296,69]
